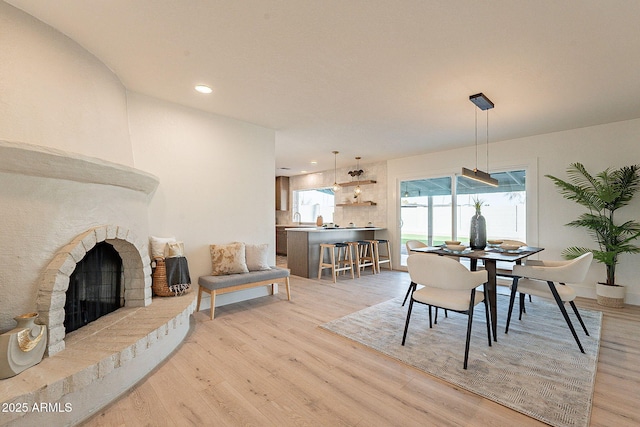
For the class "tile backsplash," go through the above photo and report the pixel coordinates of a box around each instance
[285,160,387,229]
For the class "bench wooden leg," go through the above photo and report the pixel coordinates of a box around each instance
[196,286,203,312]
[285,277,291,300]
[210,291,216,320]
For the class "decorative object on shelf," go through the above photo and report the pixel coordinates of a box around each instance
[469,197,487,249]
[461,93,499,187]
[332,151,340,192]
[348,156,364,201]
[316,215,324,226]
[0,312,47,379]
[546,163,640,307]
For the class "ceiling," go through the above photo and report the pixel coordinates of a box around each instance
[7,0,640,176]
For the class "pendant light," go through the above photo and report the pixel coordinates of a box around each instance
[462,93,499,187]
[332,151,340,192]
[351,157,363,197]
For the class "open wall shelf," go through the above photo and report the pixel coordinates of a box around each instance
[336,201,377,206]
[338,180,376,187]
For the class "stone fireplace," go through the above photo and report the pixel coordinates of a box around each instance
[0,140,195,426]
[36,224,152,356]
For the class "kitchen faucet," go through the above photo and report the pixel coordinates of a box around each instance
[293,212,301,225]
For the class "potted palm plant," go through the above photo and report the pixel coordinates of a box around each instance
[546,163,640,307]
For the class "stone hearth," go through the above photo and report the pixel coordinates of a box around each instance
[0,292,195,426]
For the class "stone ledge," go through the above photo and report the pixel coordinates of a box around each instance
[0,139,159,195]
[0,292,196,426]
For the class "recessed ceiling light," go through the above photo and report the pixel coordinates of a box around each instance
[310,161,318,165]
[195,85,212,94]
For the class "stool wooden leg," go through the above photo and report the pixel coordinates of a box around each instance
[347,245,355,279]
[347,242,361,278]
[330,246,337,283]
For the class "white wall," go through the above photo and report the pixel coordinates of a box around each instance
[0,2,278,326]
[0,2,133,166]
[127,92,276,305]
[388,118,640,304]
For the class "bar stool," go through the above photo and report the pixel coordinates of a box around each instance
[374,239,392,271]
[318,243,354,282]
[356,240,377,275]
[345,241,362,278]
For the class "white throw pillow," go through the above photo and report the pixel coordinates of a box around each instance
[210,242,249,275]
[245,243,271,271]
[150,236,176,259]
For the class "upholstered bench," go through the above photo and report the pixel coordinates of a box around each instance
[197,266,291,319]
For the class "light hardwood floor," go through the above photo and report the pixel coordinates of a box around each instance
[82,270,640,426]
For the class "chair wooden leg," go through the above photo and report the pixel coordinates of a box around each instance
[518,292,525,320]
[505,278,518,334]
[401,298,415,345]
[548,281,585,353]
[463,289,477,370]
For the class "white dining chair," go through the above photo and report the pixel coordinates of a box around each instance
[505,252,593,353]
[402,240,428,305]
[403,254,491,369]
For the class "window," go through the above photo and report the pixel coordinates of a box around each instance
[292,188,335,223]
[400,170,526,265]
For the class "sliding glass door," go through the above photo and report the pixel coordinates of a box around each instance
[399,177,452,265]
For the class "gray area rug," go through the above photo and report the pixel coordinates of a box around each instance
[321,295,602,427]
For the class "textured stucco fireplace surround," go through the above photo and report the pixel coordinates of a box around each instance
[0,140,196,426]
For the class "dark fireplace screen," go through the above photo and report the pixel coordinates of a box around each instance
[64,242,123,333]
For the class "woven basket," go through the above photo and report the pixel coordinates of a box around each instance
[596,294,625,308]
[152,258,175,297]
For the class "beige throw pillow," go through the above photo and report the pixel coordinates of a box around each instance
[245,243,271,271]
[167,241,184,258]
[210,242,249,275]
[150,236,176,259]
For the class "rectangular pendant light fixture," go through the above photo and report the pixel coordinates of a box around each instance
[461,167,499,187]
[469,93,494,111]
[462,92,498,187]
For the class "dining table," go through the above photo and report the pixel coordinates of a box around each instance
[410,245,545,341]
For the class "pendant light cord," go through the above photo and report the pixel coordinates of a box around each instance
[475,108,478,171]
[486,109,489,172]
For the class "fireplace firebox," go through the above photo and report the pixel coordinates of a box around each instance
[64,242,123,333]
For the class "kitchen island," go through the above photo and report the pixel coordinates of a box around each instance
[285,227,386,278]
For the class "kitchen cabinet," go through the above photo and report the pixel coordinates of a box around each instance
[275,176,289,211]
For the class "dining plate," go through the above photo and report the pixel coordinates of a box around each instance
[442,248,472,255]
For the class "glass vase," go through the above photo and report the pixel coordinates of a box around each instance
[470,211,487,250]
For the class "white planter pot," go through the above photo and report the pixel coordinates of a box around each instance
[596,283,625,308]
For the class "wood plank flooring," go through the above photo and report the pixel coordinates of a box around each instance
[81,271,640,426]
